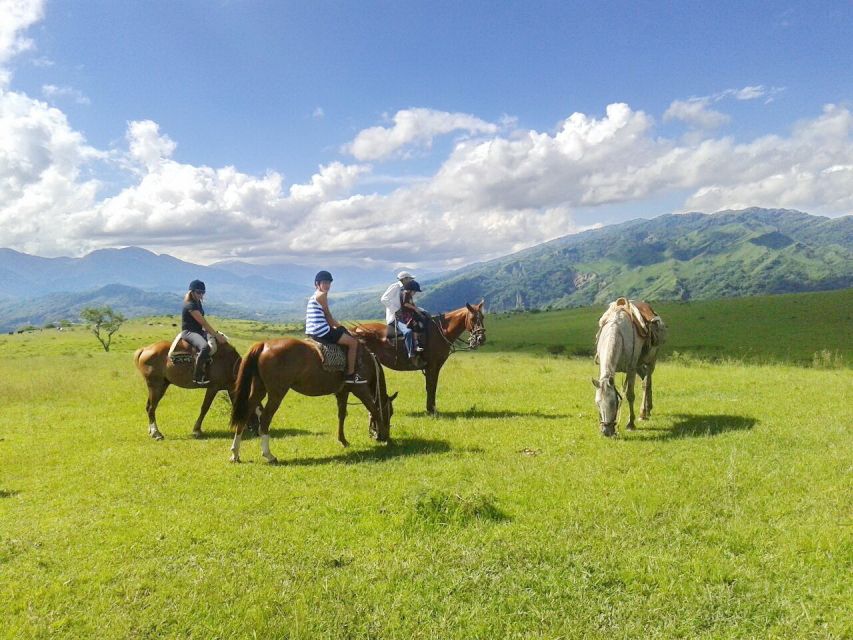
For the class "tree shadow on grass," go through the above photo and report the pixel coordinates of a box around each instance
[631,414,757,441]
[272,437,451,467]
[403,408,570,420]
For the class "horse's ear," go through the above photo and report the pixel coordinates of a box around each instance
[591,378,600,388]
[389,391,399,401]
[477,300,485,310]
[466,302,475,312]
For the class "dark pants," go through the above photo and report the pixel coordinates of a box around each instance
[181,330,210,380]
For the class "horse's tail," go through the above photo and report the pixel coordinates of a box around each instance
[231,342,264,430]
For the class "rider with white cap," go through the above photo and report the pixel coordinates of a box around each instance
[380,271,418,362]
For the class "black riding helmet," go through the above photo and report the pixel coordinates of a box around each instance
[403,280,421,292]
[314,270,333,284]
[189,279,206,293]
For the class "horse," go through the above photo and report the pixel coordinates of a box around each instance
[352,302,486,415]
[133,340,260,440]
[229,338,397,463]
[592,298,667,437]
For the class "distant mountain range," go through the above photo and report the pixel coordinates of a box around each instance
[1,207,850,331]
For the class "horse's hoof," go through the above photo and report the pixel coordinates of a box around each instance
[339,440,350,448]
[191,430,202,439]
[264,456,279,465]
[230,455,241,463]
[626,422,636,431]
[149,429,164,441]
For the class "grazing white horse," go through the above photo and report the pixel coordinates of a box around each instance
[593,298,666,437]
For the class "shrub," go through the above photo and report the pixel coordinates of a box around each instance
[545,344,566,356]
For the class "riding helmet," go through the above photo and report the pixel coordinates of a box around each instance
[403,280,422,292]
[189,279,206,293]
[314,270,333,283]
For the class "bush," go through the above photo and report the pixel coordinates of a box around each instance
[545,344,566,356]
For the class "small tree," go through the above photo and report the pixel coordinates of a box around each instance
[80,306,126,352]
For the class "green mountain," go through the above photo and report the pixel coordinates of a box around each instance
[410,208,851,313]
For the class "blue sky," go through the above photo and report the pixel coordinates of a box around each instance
[1,0,851,269]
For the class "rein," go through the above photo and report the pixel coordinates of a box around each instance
[431,313,484,353]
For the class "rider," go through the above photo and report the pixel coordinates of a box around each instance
[305,271,366,384]
[181,280,227,385]
[399,280,427,354]
[381,271,418,362]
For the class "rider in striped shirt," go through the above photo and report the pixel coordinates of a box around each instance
[305,270,366,384]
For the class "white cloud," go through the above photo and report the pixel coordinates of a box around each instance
[0,0,44,86]
[0,88,104,254]
[343,108,499,161]
[126,119,177,171]
[664,98,730,129]
[42,84,91,105]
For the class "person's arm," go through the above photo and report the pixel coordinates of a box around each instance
[190,310,227,343]
[316,291,339,328]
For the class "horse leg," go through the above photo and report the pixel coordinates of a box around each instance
[230,381,267,463]
[425,366,440,416]
[192,386,218,438]
[624,372,637,431]
[146,381,169,441]
[335,390,350,447]
[256,389,286,464]
[640,364,655,420]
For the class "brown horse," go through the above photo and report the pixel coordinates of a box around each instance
[134,340,259,440]
[352,302,486,415]
[229,338,397,463]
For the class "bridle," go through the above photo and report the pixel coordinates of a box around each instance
[432,310,486,353]
[598,377,622,432]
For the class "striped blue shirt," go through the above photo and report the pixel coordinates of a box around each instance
[305,292,330,336]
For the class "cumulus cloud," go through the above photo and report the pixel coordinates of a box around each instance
[0,0,44,86]
[343,108,499,161]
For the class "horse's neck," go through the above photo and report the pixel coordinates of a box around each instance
[442,309,468,341]
[597,316,628,377]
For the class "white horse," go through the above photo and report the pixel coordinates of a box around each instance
[592,298,666,437]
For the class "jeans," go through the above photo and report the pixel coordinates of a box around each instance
[388,321,415,357]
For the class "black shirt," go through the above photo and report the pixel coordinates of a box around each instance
[182,298,205,333]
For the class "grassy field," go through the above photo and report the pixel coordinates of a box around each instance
[1,294,851,639]
[486,288,852,366]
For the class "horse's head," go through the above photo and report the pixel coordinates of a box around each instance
[465,301,487,349]
[592,375,621,437]
[369,390,398,442]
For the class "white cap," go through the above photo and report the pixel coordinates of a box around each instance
[397,271,416,280]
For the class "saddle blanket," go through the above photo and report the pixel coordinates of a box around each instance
[168,333,219,364]
[307,339,347,372]
[603,298,667,346]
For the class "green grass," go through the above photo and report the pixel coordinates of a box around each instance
[1,299,851,638]
[486,288,852,366]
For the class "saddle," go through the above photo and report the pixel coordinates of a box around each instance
[614,298,666,347]
[168,333,218,365]
[306,338,348,372]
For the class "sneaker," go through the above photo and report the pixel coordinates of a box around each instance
[345,373,367,385]
[194,378,210,386]
[415,346,425,352]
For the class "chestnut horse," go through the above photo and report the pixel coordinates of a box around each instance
[229,338,397,463]
[353,302,486,415]
[134,340,259,440]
